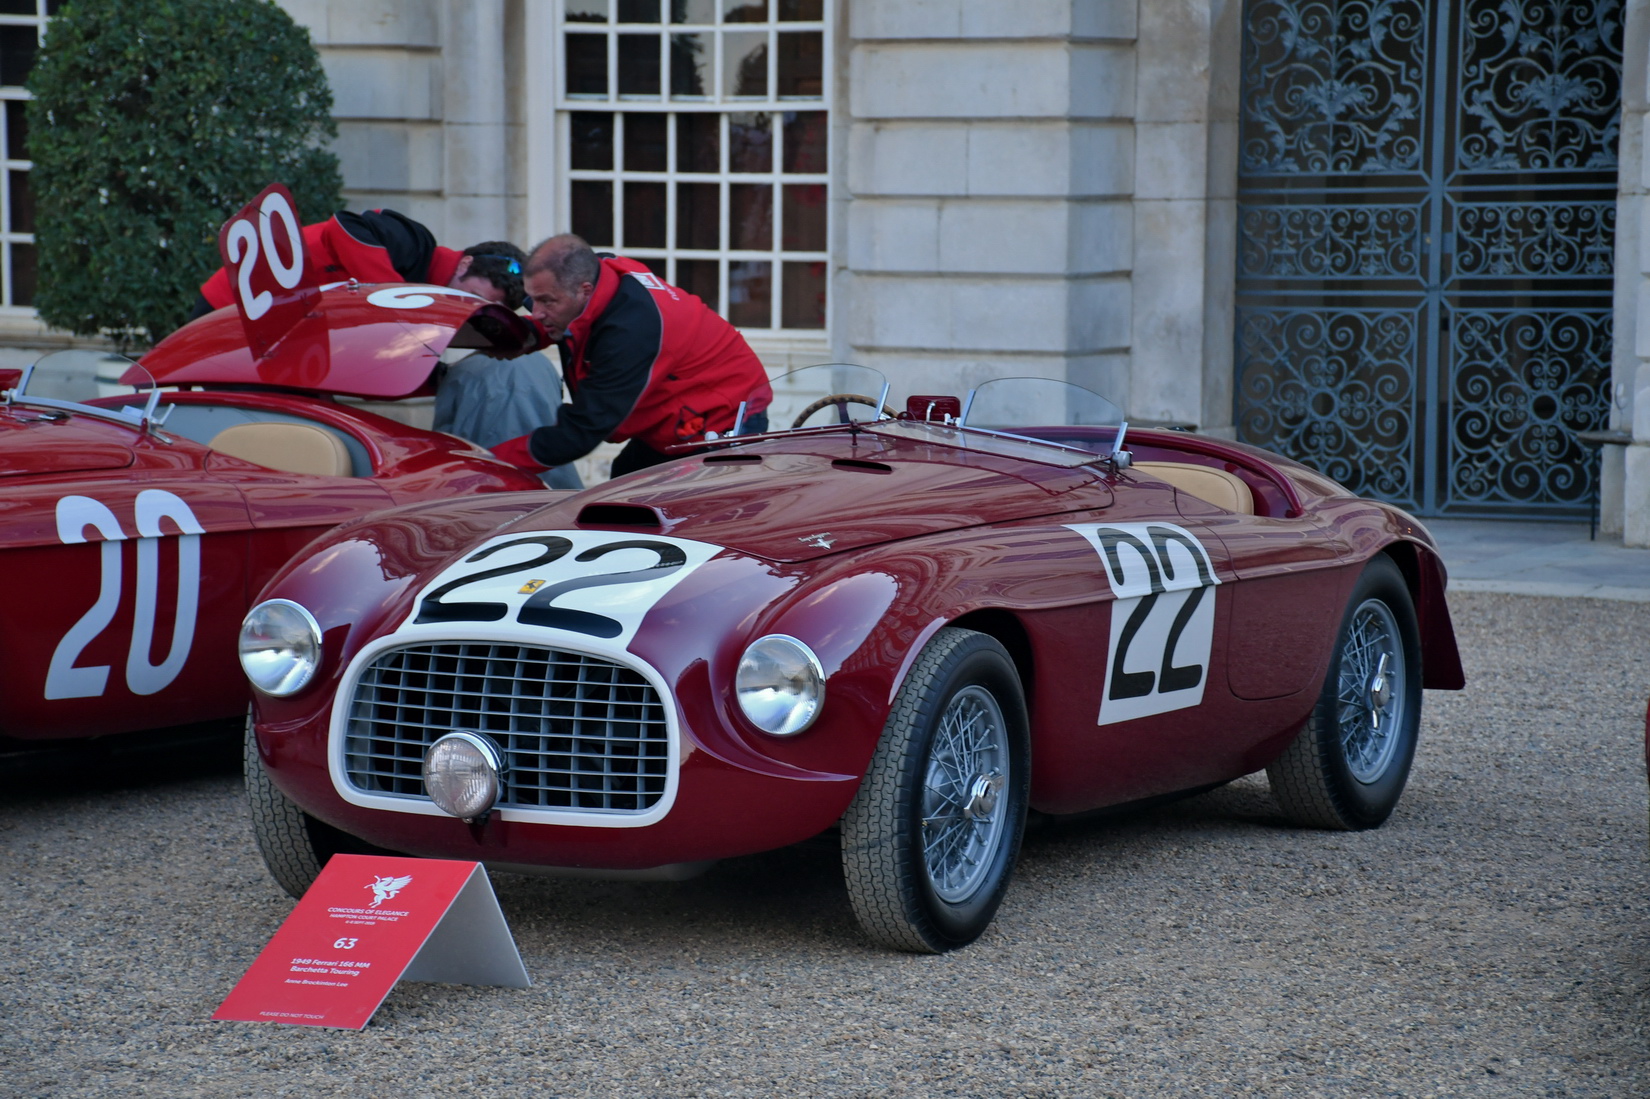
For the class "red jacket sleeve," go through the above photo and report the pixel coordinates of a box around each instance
[314,216,404,284]
[199,265,234,309]
[490,434,550,472]
[426,247,464,288]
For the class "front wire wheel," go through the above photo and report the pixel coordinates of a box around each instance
[1267,554,1422,830]
[244,714,394,897]
[244,712,328,898]
[923,684,1012,903]
[842,628,1030,952]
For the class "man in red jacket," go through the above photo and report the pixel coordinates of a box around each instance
[490,234,773,478]
[188,209,526,320]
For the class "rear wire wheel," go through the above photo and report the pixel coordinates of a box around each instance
[1267,554,1422,830]
[841,628,1030,952]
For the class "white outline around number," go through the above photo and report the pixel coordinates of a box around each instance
[44,491,205,701]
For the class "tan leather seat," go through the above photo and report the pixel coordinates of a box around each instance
[208,422,352,477]
[1135,460,1254,514]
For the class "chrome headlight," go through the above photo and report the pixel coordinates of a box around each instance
[239,599,322,697]
[736,634,825,736]
[423,732,503,820]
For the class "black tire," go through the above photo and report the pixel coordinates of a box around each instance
[841,628,1030,952]
[243,714,332,898]
[1267,554,1422,830]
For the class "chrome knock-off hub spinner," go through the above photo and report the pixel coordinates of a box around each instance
[964,772,1004,820]
[1365,653,1392,728]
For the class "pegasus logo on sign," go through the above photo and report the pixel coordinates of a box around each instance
[366,874,413,908]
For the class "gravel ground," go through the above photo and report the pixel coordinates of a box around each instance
[1,590,1647,1098]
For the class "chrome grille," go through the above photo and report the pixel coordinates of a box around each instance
[344,642,670,813]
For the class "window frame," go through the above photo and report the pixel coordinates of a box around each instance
[550,0,832,336]
[0,0,51,313]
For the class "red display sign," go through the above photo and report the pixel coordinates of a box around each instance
[216,182,321,359]
[214,855,530,1030]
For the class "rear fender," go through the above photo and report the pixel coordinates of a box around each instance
[1383,540,1466,690]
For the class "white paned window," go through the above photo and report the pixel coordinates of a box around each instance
[558,0,829,332]
[0,0,52,309]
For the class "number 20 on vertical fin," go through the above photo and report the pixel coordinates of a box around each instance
[216,182,318,358]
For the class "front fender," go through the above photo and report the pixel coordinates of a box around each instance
[250,493,553,728]
[1385,537,1466,690]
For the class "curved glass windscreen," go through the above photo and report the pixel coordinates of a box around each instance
[3,350,165,431]
[960,377,1124,430]
[761,363,893,433]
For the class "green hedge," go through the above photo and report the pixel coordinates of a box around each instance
[27,0,342,347]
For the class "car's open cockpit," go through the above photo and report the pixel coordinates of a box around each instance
[710,364,1298,517]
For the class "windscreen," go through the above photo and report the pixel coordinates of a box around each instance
[5,349,164,431]
[761,363,894,433]
[960,377,1124,430]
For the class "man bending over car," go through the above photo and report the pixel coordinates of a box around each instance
[490,234,773,478]
[187,209,527,320]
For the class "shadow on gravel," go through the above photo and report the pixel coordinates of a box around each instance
[491,834,866,952]
[0,718,241,801]
[1022,772,1288,849]
[485,778,1298,952]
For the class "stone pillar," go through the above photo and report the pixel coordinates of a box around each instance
[501,0,533,248]
[437,1,514,247]
[837,1,1138,404]
[1131,0,1239,432]
[1617,0,1650,545]
[1201,1,1242,437]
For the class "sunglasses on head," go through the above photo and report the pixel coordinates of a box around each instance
[473,254,522,276]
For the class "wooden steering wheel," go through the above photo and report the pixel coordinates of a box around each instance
[790,392,899,429]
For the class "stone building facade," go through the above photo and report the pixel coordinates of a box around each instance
[271,0,1241,488]
[4,0,1647,542]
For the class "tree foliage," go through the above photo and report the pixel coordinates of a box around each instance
[27,0,342,346]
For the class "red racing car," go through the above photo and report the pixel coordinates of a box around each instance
[1,281,546,751]
[240,365,1465,952]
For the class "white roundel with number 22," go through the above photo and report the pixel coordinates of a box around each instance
[45,491,203,700]
[1067,521,1221,726]
[402,530,722,647]
[224,188,305,321]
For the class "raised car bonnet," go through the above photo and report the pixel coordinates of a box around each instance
[536,438,1109,562]
[133,285,538,399]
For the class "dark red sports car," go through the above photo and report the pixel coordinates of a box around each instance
[1,285,547,748]
[240,365,1465,952]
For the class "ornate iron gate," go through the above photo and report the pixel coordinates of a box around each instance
[1234,1,1622,517]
